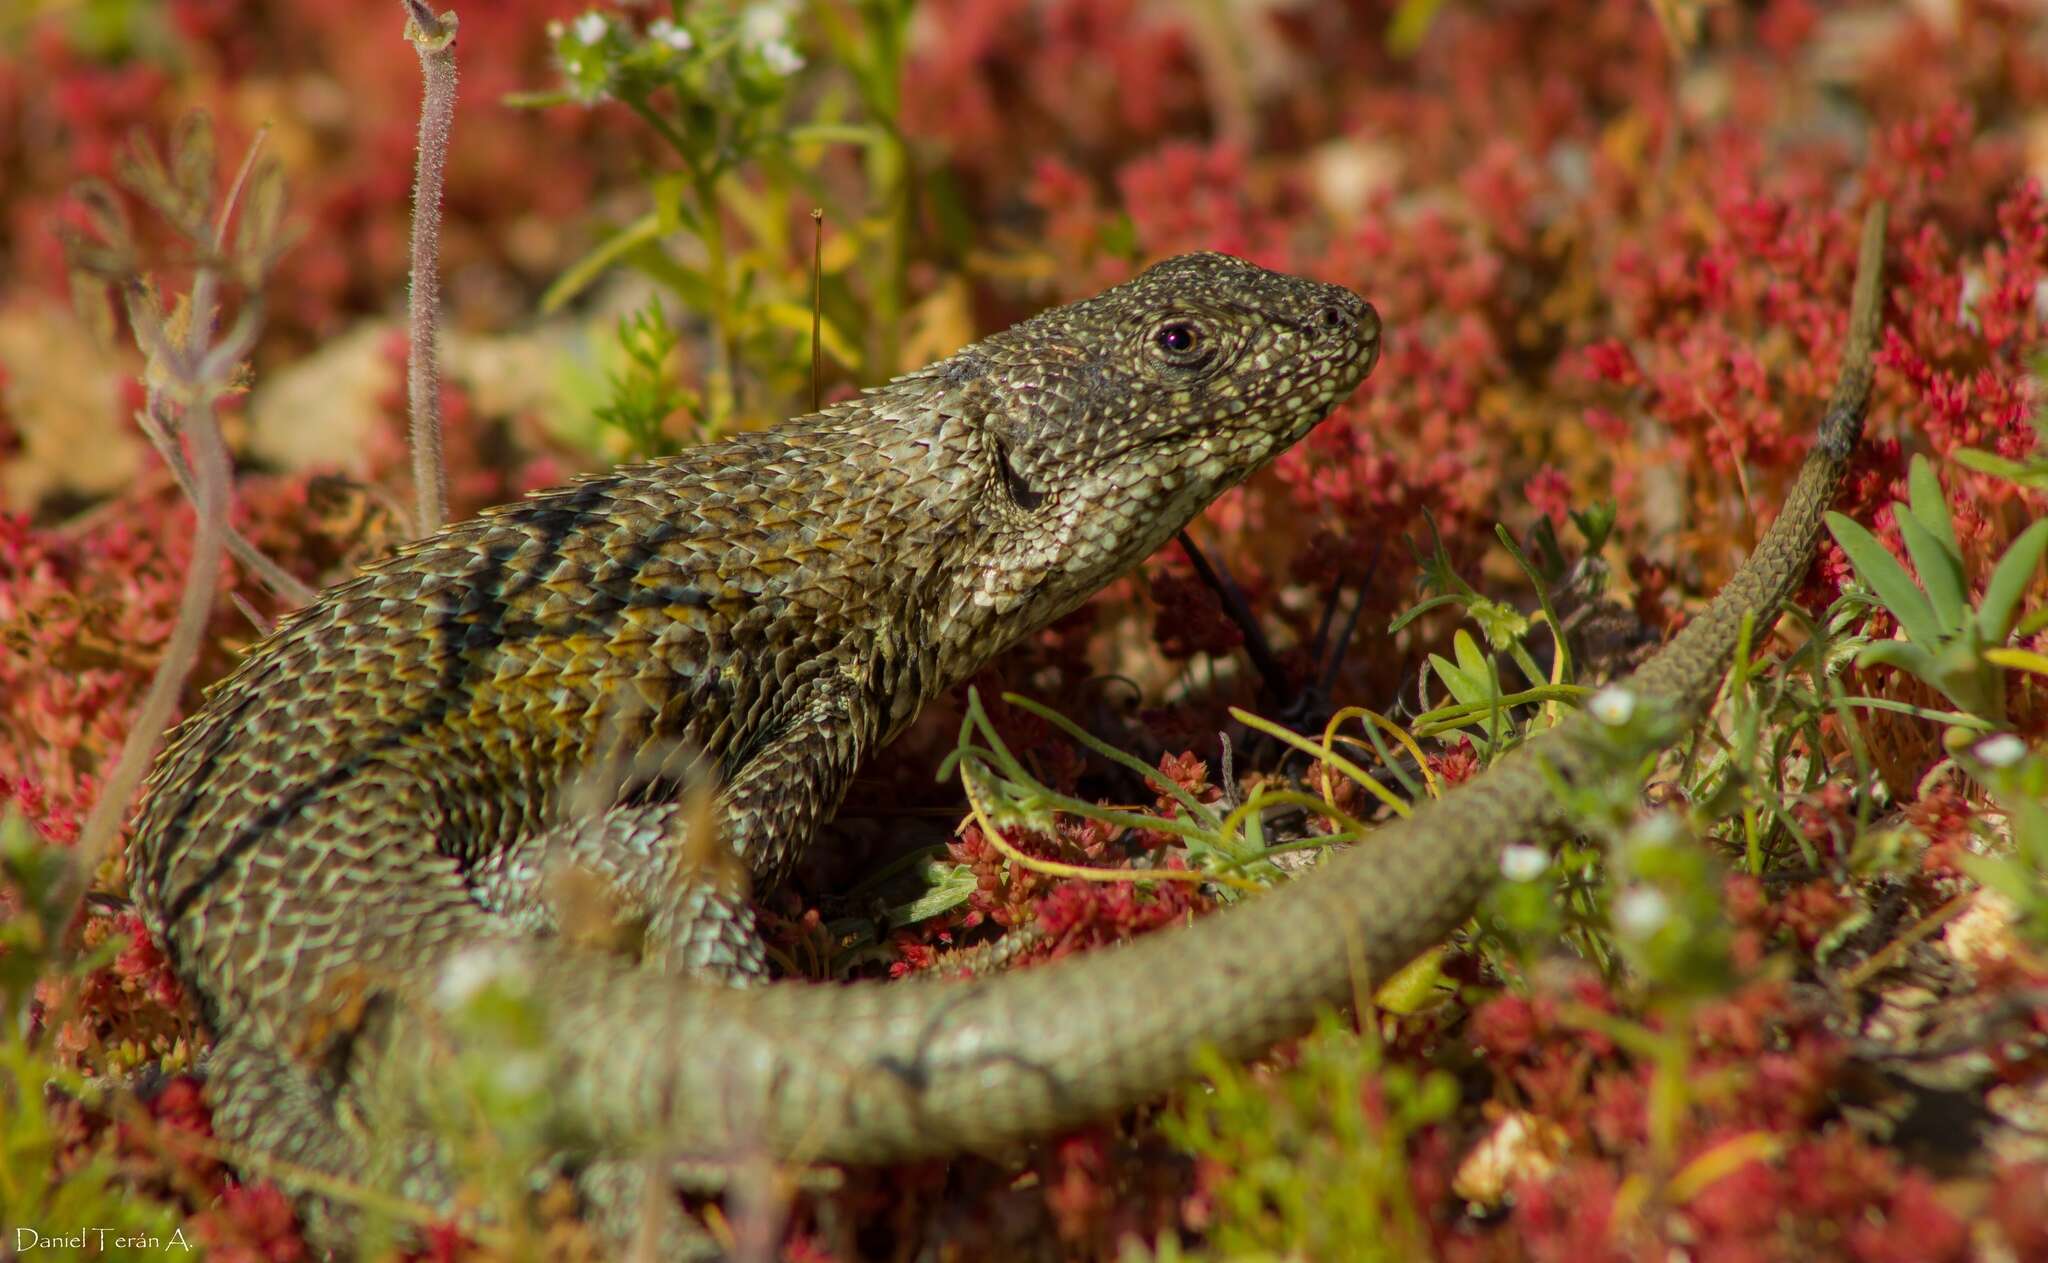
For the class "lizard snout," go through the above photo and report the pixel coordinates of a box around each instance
[1311,290,1381,377]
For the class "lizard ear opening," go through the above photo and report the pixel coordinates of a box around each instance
[995,438,1047,510]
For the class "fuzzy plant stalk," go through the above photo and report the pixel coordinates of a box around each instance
[59,120,285,922]
[70,293,250,916]
[123,130,312,609]
[136,131,312,608]
[402,0,458,535]
[128,132,315,617]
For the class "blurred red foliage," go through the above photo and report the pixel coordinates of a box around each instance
[6,0,2047,1258]
[4,0,640,346]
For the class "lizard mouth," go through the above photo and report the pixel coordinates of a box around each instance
[1355,301,1383,376]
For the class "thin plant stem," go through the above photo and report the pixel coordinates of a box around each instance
[133,397,315,606]
[960,759,1260,894]
[692,163,737,424]
[811,207,824,412]
[212,124,271,251]
[67,287,239,925]
[402,0,459,535]
[115,121,316,609]
[1176,528,1293,702]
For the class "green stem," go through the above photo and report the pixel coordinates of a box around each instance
[691,163,737,425]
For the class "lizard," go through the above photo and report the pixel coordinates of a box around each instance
[126,206,1884,1249]
[129,249,1380,1237]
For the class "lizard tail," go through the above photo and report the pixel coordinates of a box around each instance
[427,203,1888,1167]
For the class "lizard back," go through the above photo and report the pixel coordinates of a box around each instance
[130,251,1380,1042]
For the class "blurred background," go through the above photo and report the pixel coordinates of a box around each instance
[3,2,2046,1259]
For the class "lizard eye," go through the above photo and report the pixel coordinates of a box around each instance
[1151,319,1213,369]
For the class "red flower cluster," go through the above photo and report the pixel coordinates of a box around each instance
[5,0,638,348]
[0,500,220,838]
[188,1182,310,1263]
[10,0,2048,1257]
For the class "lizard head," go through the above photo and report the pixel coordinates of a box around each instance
[948,251,1379,624]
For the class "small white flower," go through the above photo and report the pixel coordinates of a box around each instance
[758,37,804,76]
[740,1,792,46]
[573,10,609,45]
[1613,886,1670,939]
[1501,844,1549,882]
[1956,270,1984,331]
[1451,1110,1564,1206]
[1588,686,1636,727]
[437,944,514,1007]
[1630,812,1683,848]
[495,1051,549,1095]
[649,17,692,51]
[1975,732,2027,768]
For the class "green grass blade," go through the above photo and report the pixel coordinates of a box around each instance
[1826,512,1944,647]
[540,210,664,315]
[1839,695,1996,731]
[1977,519,2048,644]
[1894,508,1967,633]
[1428,653,1486,708]
[1906,456,1961,556]
[1954,447,2048,490]
[1002,693,1220,828]
[1852,638,1940,683]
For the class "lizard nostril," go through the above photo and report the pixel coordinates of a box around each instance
[1315,305,1349,334]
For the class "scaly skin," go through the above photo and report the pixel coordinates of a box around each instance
[130,253,1380,1223]
[439,206,1886,1167]
[130,210,1884,1241]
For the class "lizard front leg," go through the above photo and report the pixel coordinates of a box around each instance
[470,677,871,983]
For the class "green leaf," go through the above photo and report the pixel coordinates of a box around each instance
[1953,447,2048,490]
[1495,523,1571,687]
[1571,500,1618,553]
[1838,695,1996,732]
[1452,628,1490,681]
[622,242,714,310]
[1373,946,1447,1015]
[501,88,579,110]
[1894,507,1967,634]
[883,860,978,926]
[1003,693,1219,828]
[1906,456,1961,557]
[1386,0,1450,54]
[1387,593,1464,634]
[1977,519,2048,644]
[1405,507,1478,603]
[1411,684,1593,736]
[1435,630,1509,746]
[1428,652,1486,709]
[759,300,862,368]
[540,211,666,314]
[651,172,695,236]
[1985,647,2048,678]
[1527,515,1568,579]
[1959,853,2045,917]
[1466,595,1530,651]
[1826,512,1944,647]
[1852,637,1939,678]
[785,122,889,149]
[2010,797,2048,867]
